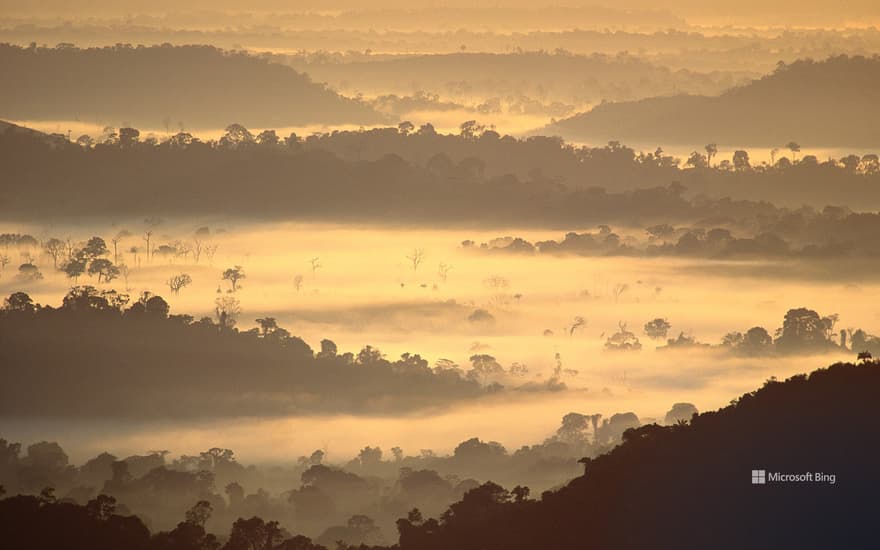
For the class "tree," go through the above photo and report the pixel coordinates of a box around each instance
[839,154,861,173]
[4,291,35,313]
[317,339,337,359]
[569,316,586,336]
[43,238,66,268]
[309,257,321,279]
[256,129,280,147]
[256,317,278,336]
[75,134,94,148]
[686,151,707,168]
[204,244,219,264]
[82,237,109,260]
[775,308,833,351]
[406,248,425,272]
[143,231,153,264]
[220,123,255,149]
[215,295,241,329]
[732,150,751,171]
[85,494,117,521]
[135,293,170,318]
[167,131,196,149]
[225,516,282,550]
[116,264,131,290]
[17,263,43,281]
[786,141,801,162]
[861,154,879,174]
[222,266,246,292]
[467,354,504,385]
[605,322,642,351]
[191,238,203,263]
[704,143,717,167]
[437,262,452,282]
[459,120,486,140]
[184,500,213,528]
[293,274,304,292]
[0,254,8,278]
[742,326,773,351]
[167,273,192,295]
[857,351,873,364]
[644,318,672,339]
[118,127,140,148]
[88,258,119,283]
[62,257,87,282]
[512,485,530,503]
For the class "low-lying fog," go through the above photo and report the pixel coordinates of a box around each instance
[1,222,871,464]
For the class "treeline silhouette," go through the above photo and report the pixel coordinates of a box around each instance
[583,306,874,357]
[0,43,385,128]
[2,361,876,549]
[3,120,878,224]
[468,206,880,262]
[4,18,879,75]
[549,55,880,148]
[0,287,500,418]
[0,401,668,542]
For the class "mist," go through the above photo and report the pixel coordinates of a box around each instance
[1,3,877,548]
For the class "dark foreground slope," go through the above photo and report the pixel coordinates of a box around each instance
[548,55,880,148]
[0,43,385,128]
[393,361,878,550]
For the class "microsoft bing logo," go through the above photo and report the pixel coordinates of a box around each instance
[751,470,766,484]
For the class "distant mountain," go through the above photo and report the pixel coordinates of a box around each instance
[392,360,879,549]
[282,51,749,106]
[0,43,387,129]
[545,55,880,148]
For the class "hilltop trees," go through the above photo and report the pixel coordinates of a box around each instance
[775,307,837,352]
[605,322,641,351]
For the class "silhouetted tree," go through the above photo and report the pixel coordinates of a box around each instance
[43,238,65,268]
[167,273,193,295]
[704,143,717,167]
[222,266,246,292]
[644,318,672,339]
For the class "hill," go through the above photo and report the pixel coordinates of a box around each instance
[282,51,748,107]
[393,360,879,549]
[545,55,880,148]
[0,287,489,418]
[0,43,387,129]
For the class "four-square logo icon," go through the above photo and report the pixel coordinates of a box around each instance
[751,469,766,484]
